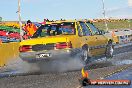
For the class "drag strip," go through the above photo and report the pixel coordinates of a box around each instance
[106,67,132,81]
[0,70,44,79]
[83,65,132,88]
[114,42,132,55]
[0,58,132,88]
[0,43,131,88]
[0,43,132,78]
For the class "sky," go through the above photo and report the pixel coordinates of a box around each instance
[0,0,132,21]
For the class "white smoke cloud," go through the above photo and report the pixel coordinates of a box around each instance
[128,0,132,6]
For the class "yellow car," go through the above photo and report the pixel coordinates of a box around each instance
[19,20,114,64]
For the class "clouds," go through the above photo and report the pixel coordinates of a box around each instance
[106,6,132,19]
[23,0,39,3]
[106,6,130,13]
[23,0,31,2]
[128,0,132,6]
[104,0,132,18]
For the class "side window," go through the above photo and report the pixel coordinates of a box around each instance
[80,22,91,36]
[77,23,82,36]
[87,22,99,35]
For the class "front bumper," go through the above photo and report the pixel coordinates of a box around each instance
[19,49,79,62]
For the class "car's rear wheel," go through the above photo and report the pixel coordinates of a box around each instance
[81,46,90,64]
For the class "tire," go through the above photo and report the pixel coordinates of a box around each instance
[81,46,90,64]
[105,41,114,58]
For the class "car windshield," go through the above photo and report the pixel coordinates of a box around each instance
[32,22,75,38]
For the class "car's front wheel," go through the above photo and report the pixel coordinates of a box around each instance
[105,41,114,58]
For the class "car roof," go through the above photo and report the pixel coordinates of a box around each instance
[44,20,76,26]
[56,20,77,23]
[45,19,92,25]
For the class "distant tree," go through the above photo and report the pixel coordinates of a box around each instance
[0,17,2,22]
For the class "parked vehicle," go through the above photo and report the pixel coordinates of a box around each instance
[113,29,132,44]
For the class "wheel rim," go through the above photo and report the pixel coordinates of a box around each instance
[109,46,114,56]
[83,50,88,61]
[106,45,114,57]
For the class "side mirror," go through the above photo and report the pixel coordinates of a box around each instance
[78,32,83,37]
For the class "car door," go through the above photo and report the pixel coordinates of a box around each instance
[79,21,98,56]
[69,22,83,49]
[86,22,108,55]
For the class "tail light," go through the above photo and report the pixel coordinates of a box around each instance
[55,42,72,49]
[19,45,32,52]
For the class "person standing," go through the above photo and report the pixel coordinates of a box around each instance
[40,19,47,25]
[23,20,37,37]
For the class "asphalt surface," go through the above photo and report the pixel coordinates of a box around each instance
[84,65,132,88]
[0,60,132,88]
[0,43,131,88]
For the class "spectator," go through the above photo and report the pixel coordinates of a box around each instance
[23,20,37,37]
[40,19,47,25]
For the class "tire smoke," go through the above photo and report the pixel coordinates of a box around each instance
[6,54,84,73]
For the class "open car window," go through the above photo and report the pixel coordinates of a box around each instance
[32,22,75,38]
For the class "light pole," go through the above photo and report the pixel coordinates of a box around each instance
[102,0,109,31]
[18,0,23,41]
[128,19,131,28]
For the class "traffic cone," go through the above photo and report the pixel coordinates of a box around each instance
[112,31,115,37]
[80,68,91,86]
